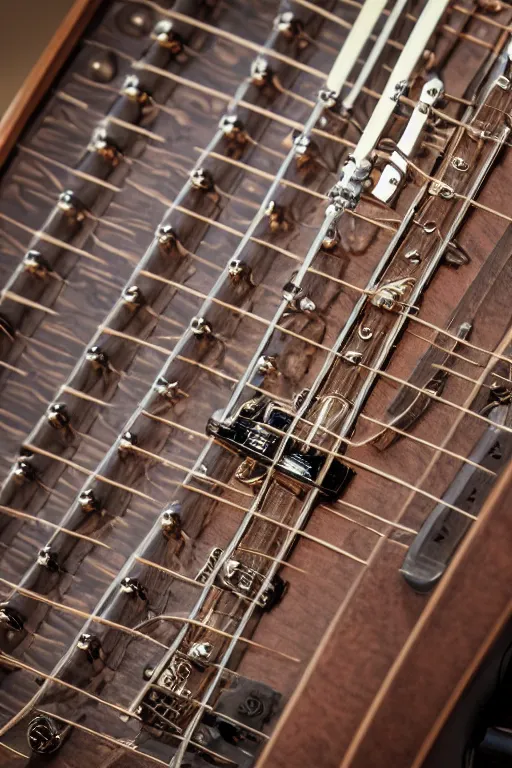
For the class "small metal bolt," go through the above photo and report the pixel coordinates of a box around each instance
[257,355,278,376]
[119,431,137,452]
[190,316,211,336]
[47,403,70,430]
[122,285,144,308]
[79,489,101,514]
[250,56,271,86]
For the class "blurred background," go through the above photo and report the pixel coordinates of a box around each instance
[0,0,75,117]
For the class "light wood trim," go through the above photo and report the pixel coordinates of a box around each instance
[0,0,102,168]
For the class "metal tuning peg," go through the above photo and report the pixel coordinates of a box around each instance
[160,502,183,539]
[293,132,318,169]
[0,604,25,632]
[119,430,137,453]
[265,200,289,233]
[342,350,363,366]
[273,11,307,48]
[219,114,248,142]
[282,281,316,314]
[13,454,36,484]
[46,402,71,431]
[37,545,60,573]
[154,376,186,403]
[274,11,303,38]
[190,167,214,192]
[23,250,52,279]
[121,74,151,105]
[151,20,183,54]
[122,284,145,310]
[78,488,102,514]
[86,344,110,372]
[77,632,105,663]
[228,258,254,286]
[370,277,416,312]
[219,558,287,610]
[120,577,148,601]
[156,224,178,252]
[57,190,85,222]
[190,316,212,337]
[318,87,338,111]
[250,56,273,87]
[88,127,122,167]
[256,355,278,377]
[322,226,339,250]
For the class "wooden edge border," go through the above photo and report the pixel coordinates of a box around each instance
[0,0,102,168]
[339,456,512,767]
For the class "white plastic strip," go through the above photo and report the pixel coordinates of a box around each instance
[342,0,410,111]
[351,0,451,168]
[326,0,388,97]
[372,76,443,203]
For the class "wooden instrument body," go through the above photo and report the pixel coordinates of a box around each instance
[0,1,511,766]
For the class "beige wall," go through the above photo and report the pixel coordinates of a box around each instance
[0,0,75,117]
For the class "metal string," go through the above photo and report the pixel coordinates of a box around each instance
[56,90,167,143]
[0,580,300,663]
[0,505,111,548]
[88,285,512,446]
[0,742,29,760]
[405,314,512,365]
[11,442,369,564]
[396,325,512,520]
[36,709,237,767]
[0,653,142,721]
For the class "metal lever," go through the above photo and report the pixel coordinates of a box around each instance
[401,402,512,593]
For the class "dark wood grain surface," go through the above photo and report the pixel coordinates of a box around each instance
[1,0,512,766]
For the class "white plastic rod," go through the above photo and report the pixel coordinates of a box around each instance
[326,0,388,97]
[342,0,411,111]
[352,0,450,168]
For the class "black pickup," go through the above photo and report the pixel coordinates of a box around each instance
[207,396,354,499]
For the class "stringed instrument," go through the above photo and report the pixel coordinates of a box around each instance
[1,1,512,766]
